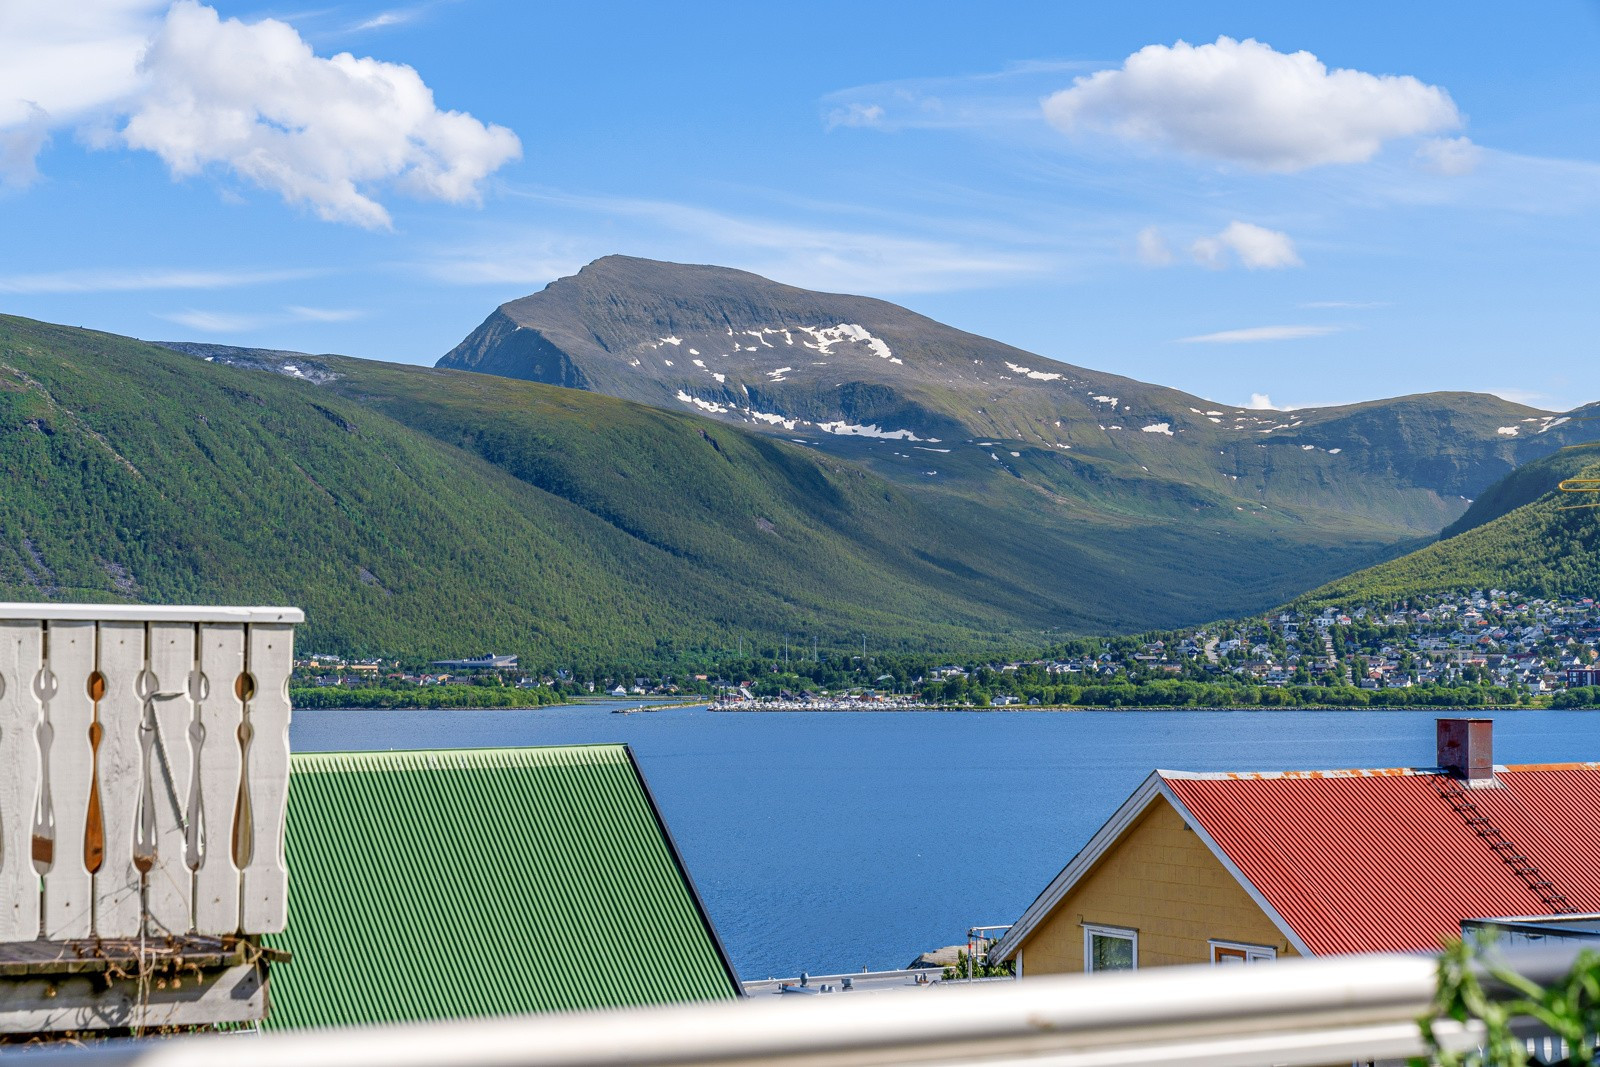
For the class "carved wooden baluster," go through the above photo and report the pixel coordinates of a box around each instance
[134,667,159,876]
[30,665,56,873]
[83,669,105,876]
[145,621,197,936]
[193,623,244,936]
[95,620,147,937]
[41,620,95,939]
[232,670,255,872]
[0,621,43,942]
[239,623,291,934]
[184,666,207,874]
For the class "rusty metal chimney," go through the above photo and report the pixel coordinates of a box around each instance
[1437,718,1495,784]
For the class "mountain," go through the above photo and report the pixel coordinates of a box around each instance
[439,256,1595,537]
[160,338,1408,639]
[6,312,1380,665]
[1296,443,1600,608]
[5,314,1095,661]
[5,260,1592,662]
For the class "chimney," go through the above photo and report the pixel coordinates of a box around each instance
[1437,718,1495,784]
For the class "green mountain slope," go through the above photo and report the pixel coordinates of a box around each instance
[7,316,1111,659]
[8,309,1580,662]
[1442,427,1600,537]
[166,342,1411,633]
[4,313,1376,663]
[1297,446,1600,608]
[0,316,745,659]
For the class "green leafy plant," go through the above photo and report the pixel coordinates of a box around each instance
[1418,938,1600,1067]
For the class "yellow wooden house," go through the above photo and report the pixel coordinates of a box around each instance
[989,721,1600,977]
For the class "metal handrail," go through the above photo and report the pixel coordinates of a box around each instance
[27,947,1544,1067]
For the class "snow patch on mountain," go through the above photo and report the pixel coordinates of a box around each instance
[818,420,925,441]
[1004,361,1064,382]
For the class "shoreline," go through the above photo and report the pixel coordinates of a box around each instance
[297,700,1553,713]
[710,701,1545,713]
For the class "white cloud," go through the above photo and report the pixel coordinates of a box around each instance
[1415,136,1483,176]
[352,9,420,32]
[1135,225,1173,266]
[0,1,520,227]
[157,304,362,332]
[1042,36,1461,172]
[121,2,521,229]
[0,1,160,182]
[0,266,317,294]
[0,2,158,128]
[284,305,364,323]
[1190,221,1301,269]
[0,105,51,188]
[455,191,1053,295]
[825,102,885,130]
[157,309,271,332]
[1246,393,1277,409]
[818,60,1100,134]
[1178,325,1344,344]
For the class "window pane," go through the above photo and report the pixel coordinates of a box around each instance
[1090,933,1134,971]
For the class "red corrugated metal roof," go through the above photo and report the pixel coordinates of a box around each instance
[1163,763,1600,956]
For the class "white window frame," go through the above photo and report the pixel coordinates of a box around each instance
[1083,923,1138,971]
[1209,939,1277,964]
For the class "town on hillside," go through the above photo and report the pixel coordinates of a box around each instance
[283,589,1600,712]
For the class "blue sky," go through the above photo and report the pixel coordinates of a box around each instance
[3,1,1599,411]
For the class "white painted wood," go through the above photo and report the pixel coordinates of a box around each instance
[239,623,293,934]
[0,962,266,1032]
[193,624,244,936]
[144,622,197,936]
[92,621,146,938]
[0,621,43,941]
[40,621,95,940]
[0,604,302,624]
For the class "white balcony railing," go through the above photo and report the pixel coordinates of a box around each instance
[20,948,1534,1067]
[0,604,301,943]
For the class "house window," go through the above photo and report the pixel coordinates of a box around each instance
[1210,940,1276,965]
[1083,924,1137,971]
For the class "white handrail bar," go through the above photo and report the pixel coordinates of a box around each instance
[30,951,1484,1067]
[0,604,303,623]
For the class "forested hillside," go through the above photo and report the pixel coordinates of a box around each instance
[1298,447,1600,608]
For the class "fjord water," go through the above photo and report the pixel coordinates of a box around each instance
[293,705,1600,981]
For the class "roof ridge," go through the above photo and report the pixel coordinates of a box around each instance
[289,743,630,770]
[1158,762,1600,781]
[1158,767,1423,781]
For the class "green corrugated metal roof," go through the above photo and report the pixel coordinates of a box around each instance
[261,745,739,1030]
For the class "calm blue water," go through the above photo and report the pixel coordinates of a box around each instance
[291,704,1600,981]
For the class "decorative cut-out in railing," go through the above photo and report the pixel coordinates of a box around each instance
[0,604,301,944]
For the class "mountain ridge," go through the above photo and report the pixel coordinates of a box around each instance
[438,256,1592,538]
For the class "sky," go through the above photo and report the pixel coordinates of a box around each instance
[3,1,1599,412]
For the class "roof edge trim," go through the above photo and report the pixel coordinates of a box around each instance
[1157,763,1600,781]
